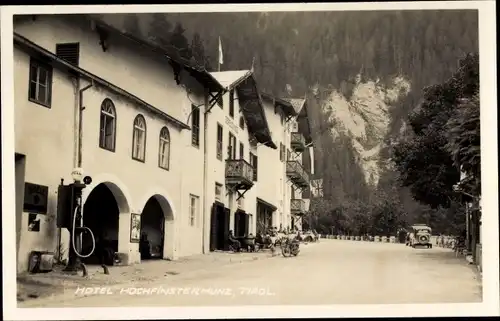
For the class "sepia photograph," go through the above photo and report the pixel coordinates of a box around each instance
[1,2,498,320]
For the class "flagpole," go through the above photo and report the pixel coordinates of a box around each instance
[218,36,223,72]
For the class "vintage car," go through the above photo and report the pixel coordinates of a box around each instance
[409,224,433,248]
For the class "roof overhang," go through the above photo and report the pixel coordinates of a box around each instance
[55,14,223,93]
[211,71,277,149]
[14,32,191,130]
[297,99,313,145]
[261,92,297,118]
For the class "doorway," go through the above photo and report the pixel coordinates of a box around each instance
[15,153,26,259]
[140,197,165,260]
[234,209,249,237]
[210,202,230,251]
[256,200,274,234]
[81,183,120,265]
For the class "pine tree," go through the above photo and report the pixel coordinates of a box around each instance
[123,14,141,37]
[190,32,210,70]
[148,13,173,48]
[170,22,192,60]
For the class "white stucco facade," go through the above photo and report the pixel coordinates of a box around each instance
[259,98,309,231]
[204,76,258,241]
[13,15,213,272]
[13,15,313,273]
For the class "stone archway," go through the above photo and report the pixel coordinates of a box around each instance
[81,181,130,264]
[139,194,175,261]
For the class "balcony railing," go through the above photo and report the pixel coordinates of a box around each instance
[225,159,254,189]
[291,199,306,215]
[290,132,306,152]
[286,160,310,188]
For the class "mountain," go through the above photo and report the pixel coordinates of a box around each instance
[321,75,411,185]
[99,10,479,207]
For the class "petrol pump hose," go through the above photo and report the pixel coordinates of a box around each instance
[72,198,96,258]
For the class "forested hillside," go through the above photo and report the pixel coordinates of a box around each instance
[98,10,479,230]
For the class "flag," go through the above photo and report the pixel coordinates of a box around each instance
[218,36,224,65]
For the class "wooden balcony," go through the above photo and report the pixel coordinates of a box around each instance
[291,199,306,215]
[286,160,310,188]
[225,159,254,189]
[290,132,306,152]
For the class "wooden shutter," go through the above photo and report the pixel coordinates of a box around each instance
[56,43,80,66]
[223,208,231,251]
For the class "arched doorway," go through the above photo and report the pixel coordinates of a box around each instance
[81,182,128,265]
[139,195,174,261]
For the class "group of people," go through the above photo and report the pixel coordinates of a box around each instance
[435,229,467,248]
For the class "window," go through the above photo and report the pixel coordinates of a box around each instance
[228,132,236,159]
[189,194,199,227]
[250,152,258,181]
[99,99,116,151]
[28,59,52,107]
[55,43,80,66]
[215,183,223,201]
[287,148,291,161]
[279,143,285,162]
[191,105,200,147]
[132,114,147,161]
[216,123,223,160]
[229,89,235,118]
[239,142,244,160]
[158,127,170,170]
[239,116,245,129]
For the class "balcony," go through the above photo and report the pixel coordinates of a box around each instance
[286,160,310,188]
[225,159,254,189]
[291,199,306,215]
[290,132,306,152]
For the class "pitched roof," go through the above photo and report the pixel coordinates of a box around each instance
[261,92,297,118]
[210,70,252,91]
[295,98,313,146]
[284,98,306,115]
[210,71,277,149]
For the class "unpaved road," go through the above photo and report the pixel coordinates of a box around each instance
[19,239,482,307]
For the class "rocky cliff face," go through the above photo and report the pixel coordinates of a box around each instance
[320,75,411,185]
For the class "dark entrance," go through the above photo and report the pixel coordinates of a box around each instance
[210,202,230,251]
[234,209,249,237]
[140,197,165,260]
[82,183,120,265]
[256,199,275,235]
[15,153,26,258]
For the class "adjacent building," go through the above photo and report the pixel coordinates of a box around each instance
[13,14,314,272]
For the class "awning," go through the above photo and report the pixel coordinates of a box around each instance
[257,198,277,212]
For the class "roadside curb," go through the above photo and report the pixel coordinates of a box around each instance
[18,251,280,307]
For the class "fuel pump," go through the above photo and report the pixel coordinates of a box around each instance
[57,168,95,275]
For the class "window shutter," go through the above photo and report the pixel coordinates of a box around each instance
[56,43,80,66]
